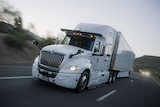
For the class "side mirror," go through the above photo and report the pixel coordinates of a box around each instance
[31,40,41,50]
[32,40,39,45]
[77,50,83,54]
[69,50,84,58]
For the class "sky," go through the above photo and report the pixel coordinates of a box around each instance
[6,0,160,57]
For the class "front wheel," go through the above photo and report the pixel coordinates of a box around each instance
[76,71,89,93]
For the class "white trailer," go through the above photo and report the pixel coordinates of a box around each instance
[32,23,135,92]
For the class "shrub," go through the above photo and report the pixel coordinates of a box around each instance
[39,37,55,47]
[4,35,26,49]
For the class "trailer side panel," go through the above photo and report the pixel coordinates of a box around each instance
[112,32,135,72]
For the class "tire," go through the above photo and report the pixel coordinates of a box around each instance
[112,71,117,82]
[107,71,112,84]
[76,71,89,93]
[107,71,117,84]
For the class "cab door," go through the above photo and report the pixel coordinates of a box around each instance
[90,41,110,84]
[91,41,110,70]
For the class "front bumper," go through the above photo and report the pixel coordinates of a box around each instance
[32,65,81,89]
[54,73,80,89]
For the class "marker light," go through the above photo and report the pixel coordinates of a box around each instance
[89,34,94,39]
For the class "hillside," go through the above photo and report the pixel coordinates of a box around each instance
[134,55,160,82]
[134,55,160,73]
[0,22,41,64]
[0,21,60,64]
[0,32,39,64]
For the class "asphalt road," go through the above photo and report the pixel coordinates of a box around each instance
[0,65,160,107]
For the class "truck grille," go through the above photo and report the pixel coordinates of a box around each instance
[40,51,64,68]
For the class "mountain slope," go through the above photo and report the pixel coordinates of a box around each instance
[0,21,59,64]
[134,55,160,73]
[134,55,160,82]
[0,32,39,64]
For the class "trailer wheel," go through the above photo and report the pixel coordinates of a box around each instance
[107,71,112,84]
[112,71,118,82]
[107,71,117,84]
[76,71,89,93]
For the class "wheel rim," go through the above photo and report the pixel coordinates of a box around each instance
[80,75,88,90]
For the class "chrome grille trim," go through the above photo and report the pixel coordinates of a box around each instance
[40,51,64,68]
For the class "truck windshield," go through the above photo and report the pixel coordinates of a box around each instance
[62,34,95,51]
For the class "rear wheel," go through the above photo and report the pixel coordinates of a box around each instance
[107,71,112,84]
[112,71,118,82]
[76,71,89,93]
[107,71,117,84]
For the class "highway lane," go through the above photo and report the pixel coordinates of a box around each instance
[0,66,160,107]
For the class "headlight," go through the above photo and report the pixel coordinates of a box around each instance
[145,72,150,76]
[65,65,80,71]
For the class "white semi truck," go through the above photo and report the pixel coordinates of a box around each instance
[32,23,135,92]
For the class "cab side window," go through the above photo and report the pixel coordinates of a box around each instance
[62,36,71,45]
[94,41,100,53]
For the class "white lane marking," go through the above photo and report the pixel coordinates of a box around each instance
[96,90,116,102]
[0,76,33,80]
[151,77,160,87]
[130,80,134,82]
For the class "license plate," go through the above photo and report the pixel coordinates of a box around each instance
[41,75,48,82]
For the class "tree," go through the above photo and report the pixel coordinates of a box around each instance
[0,0,22,27]
[27,22,36,34]
[14,16,23,29]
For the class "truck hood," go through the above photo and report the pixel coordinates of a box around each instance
[41,44,90,57]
